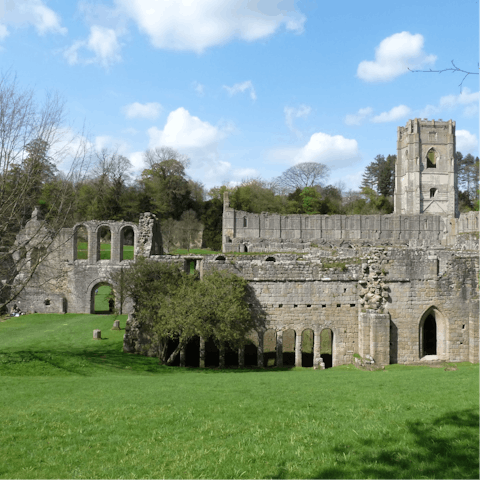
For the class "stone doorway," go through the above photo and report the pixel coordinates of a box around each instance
[423,314,437,356]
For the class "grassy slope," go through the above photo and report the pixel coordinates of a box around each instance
[0,314,478,479]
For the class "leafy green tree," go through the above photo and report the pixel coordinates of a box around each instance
[344,187,393,215]
[177,209,203,251]
[201,196,223,251]
[361,154,396,197]
[457,152,479,209]
[140,147,196,219]
[121,258,255,365]
[229,179,285,213]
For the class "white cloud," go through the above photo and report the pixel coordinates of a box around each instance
[64,25,121,68]
[114,0,305,53]
[418,88,480,118]
[148,107,227,153]
[129,151,146,172]
[284,104,311,136]
[147,107,236,188]
[344,107,373,126]
[0,0,66,37]
[440,88,479,108]
[223,81,257,101]
[439,88,479,117]
[269,132,360,170]
[372,105,411,123]
[123,102,162,120]
[456,130,478,153]
[357,32,436,82]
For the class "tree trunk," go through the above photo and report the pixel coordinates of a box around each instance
[166,344,182,365]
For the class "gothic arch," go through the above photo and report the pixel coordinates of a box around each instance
[426,148,437,168]
[319,327,334,368]
[419,306,447,359]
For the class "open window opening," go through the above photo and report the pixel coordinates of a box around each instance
[301,329,314,367]
[430,188,437,198]
[185,259,199,275]
[263,329,276,367]
[121,226,135,261]
[320,328,333,368]
[282,329,296,366]
[75,225,88,260]
[98,226,111,261]
[427,149,437,168]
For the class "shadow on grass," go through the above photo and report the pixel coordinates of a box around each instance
[302,408,479,480]
[0,345,301,376]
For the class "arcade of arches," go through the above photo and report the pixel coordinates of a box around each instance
[165,328,335,369]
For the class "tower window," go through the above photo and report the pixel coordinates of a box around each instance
[427,149,436,168]
[243,217,248,228]
[430,188,437,198]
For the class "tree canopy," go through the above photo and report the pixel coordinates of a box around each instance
[118,258,256,365]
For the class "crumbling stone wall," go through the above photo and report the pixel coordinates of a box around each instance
[123,246,478,368]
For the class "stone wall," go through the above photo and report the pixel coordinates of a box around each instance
[222,203,479,252]
[124,246,479,367]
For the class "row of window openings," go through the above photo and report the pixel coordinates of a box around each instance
[75,226,135,261]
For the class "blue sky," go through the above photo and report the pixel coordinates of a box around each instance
[1,0,478,193]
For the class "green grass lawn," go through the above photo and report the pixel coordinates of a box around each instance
[76,242,134,260]
[0,314,478,479]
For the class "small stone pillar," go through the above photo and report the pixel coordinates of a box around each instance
[238,347,245,368]
[112,320,120,330]
[93,329,101,339]
[295,332,302,367]
[180,348,185,367]
[276,330,283,367]
[199,337,205,368]
[313,331,321,368]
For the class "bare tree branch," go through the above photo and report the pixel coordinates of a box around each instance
[408,60,479,88]
[274,162,330,193]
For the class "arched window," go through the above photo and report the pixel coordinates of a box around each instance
[320,328,333,368]
[430,188,437,198]
[120,226,135,261]
[263,329,276,367]
[301,329,314,367]
[427,149,437,168]
[98,226,111,261]
[265,256,276,262]
[282,329,296,366]
[75,225,88,260]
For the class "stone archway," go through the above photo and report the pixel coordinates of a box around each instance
[90,281,114,314]
[419,307,447,359]
[320,328,334,368]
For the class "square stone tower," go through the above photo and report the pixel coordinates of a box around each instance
[394,119,458,217]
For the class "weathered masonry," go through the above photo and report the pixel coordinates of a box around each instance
[7,119,480,367]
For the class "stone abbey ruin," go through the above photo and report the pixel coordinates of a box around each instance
[7,119,479,368]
